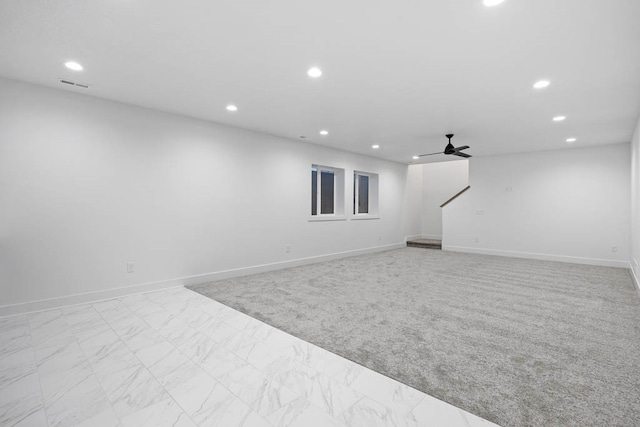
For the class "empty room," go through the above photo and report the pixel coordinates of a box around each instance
[1,1,639,427]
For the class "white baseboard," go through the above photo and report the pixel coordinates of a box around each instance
[179,242,404,285]
[0,281,184,319]
[0,242,404,318]
[443,245,630,269]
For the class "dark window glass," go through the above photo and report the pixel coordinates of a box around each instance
[311,169,317,215]
[320,170,334,214]
[358,175,369,213]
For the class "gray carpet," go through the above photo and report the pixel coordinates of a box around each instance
[188,248,640,427]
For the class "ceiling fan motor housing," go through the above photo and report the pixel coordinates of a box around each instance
[444,134,456,154]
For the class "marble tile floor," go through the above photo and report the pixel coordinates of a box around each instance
[0,286,500,427]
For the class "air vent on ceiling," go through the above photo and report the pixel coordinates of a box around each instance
[59,79,90,89]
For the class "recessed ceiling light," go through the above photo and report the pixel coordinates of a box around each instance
[483,0,505,7]
[319,130,329,136]
[64,61,83,71]
[226,105,238,112]
[372,145,380,149]
[552,116,566,122]
[307,67,322,78]
[412,155,420,160]
[566,137,577,143]
[533,80,550,89]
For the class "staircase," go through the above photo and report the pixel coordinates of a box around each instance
[406,238,442,250]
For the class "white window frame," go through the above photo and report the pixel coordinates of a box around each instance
[310,165,345,221]
[352,170,379,220]
[354,172,370,215]
[314,166,336,215]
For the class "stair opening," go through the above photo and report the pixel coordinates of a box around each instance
[406,239,442,250]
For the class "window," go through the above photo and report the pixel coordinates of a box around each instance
[311,167,334,215]
[311,165,345,218]
[353,171,379,217]
[354,173,369,214]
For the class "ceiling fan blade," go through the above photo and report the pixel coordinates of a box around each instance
[454,145,470,151]
[418,151,444,157]
[453,152,472,158]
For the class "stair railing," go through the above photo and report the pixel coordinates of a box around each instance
[440,186,471,208]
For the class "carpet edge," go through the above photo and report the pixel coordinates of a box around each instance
[443,245,628,268]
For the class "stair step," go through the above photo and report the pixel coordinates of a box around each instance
[406,239,442,250]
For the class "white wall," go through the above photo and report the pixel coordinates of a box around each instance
[416,160,469,239]
[631,116,640,287]
[404,164,425,241]
[0,77,420,313]
[443,144,631,267]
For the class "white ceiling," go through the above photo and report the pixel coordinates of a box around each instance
[1,0,639,164]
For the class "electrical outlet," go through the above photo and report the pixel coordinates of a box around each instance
[505,186,513,192]
[611,246,618,253]
[378,235,382,241]
[126,262,135,273]
[285,245,291,253]
[474,237,479,243]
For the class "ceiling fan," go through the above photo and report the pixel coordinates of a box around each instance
[418,134,472,159]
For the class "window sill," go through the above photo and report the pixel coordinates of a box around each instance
[351,215,380,220]
[308,215,347,222]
